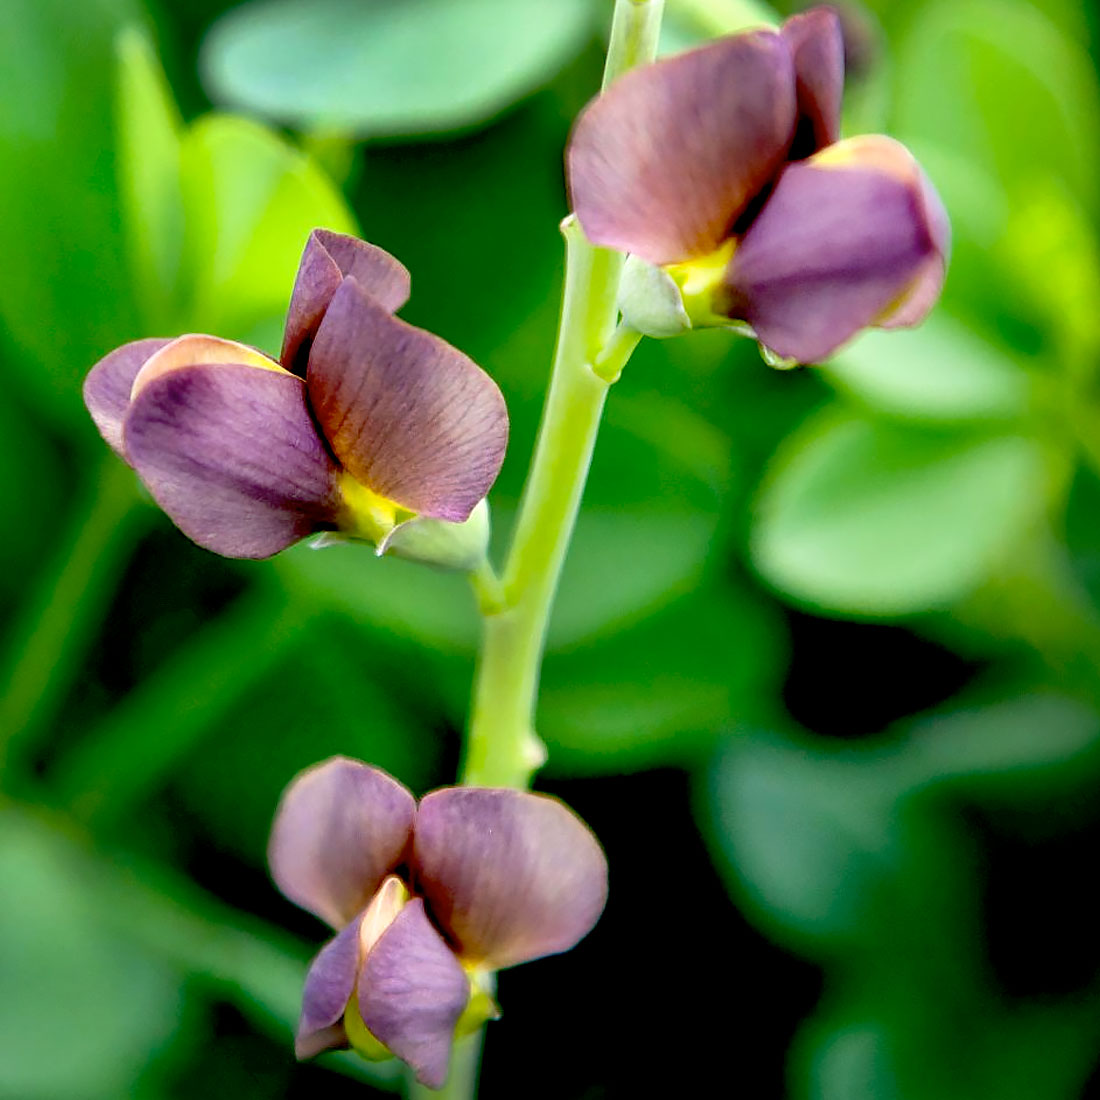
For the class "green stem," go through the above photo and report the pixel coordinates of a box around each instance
[461,0,665,790]
[0,457,143,786]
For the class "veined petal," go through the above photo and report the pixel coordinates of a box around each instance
[357,899,469,1091]
[413,789,609,970]
[270,758,417,929]
[782,7,844,158]
[297,912,365,1059]
[123,363,341,558]
[307,279,508,523]
[84,338,172,457]
[282,229,412,374]
[567,31,797,264]
[131,334,287,397]
[724,135,948,363]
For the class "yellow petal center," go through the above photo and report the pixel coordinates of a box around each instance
[337,473,412,546]
[664,237,738,327]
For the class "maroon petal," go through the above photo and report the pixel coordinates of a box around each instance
[122,363,342,559]
[413,789,609,970]
[306,279,508,522]
[567,31,797,264]
[879,164,951,328]
[281,229,411,374]
[297,912,365,1059]
[781,7,844,158]
[724,135,948,363]
[357,899,469,1090]
[84,338,172,457]
[270,758,417,929]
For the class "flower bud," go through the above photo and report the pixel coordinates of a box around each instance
[617,254,692,338]
[378,497,491,572]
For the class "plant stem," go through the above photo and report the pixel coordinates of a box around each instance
[461,0,665,790]
[0,457,144,786]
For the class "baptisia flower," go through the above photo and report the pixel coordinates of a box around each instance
[269,757,608,1088]
[567,7,949,363]
[84,230,508,567]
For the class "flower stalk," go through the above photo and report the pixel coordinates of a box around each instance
[461,0,666,791]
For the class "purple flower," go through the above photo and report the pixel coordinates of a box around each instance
[84,230,508,561]
[567,7,949,363]
[268,757,608,1088]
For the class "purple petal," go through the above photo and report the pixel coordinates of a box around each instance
[567,31,797,264]
[122,363,342,559]
[270,758,417,929]
[879,163,951,328]
[306,279,508,522]
[782,7,845,158]
[297,912,365,1059]
[84,338,172,457]
[412,789,609,970]
[357,899,469,1090]
[281,229,412,374]
[724,135,948,363]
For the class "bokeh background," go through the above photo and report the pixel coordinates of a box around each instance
[3,0,1100,1095]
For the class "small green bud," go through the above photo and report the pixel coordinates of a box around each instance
[617,254,692,338]
[378,498,491,572]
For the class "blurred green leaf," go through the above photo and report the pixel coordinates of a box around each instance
[172,615,441,860]
[996,181,1100,364]
[0,0,141,422]
[894,0,1100,210]
[904,693,1100,793]
[115,27,184,330]
[823,316,1031,425]
[0,390,64,595]
[540,581,784,774]
[751,411,1050,616]
[705,734,907,947]
[179,114,357,340]
[799,1020,900,1100]
[0,811,181,1100]
[279,506,717,652]
[54,591,310,827]
[549,507,717,646]
[794,997,1100,1100]
[201,0,595,137]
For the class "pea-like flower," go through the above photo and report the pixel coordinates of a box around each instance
[83,230,508,565]
[567,7,949,363]
[268,757,608,1088]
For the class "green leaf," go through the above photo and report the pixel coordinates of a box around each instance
[549,507,717,646]
[115,27,184,330]
[751,412,1050,616]
[0,390,64,595]
[201,0,595,137]
[797,1020,901,1100]
[904,693,1100,793]
[179,114,357,341]
[893,0,1100,210]
[0,811,181,1100]
[171,616,440,861]
[540,581,784,774]
[703,735,905,946]
[0,0,142,422]
[822,315,1031,425]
